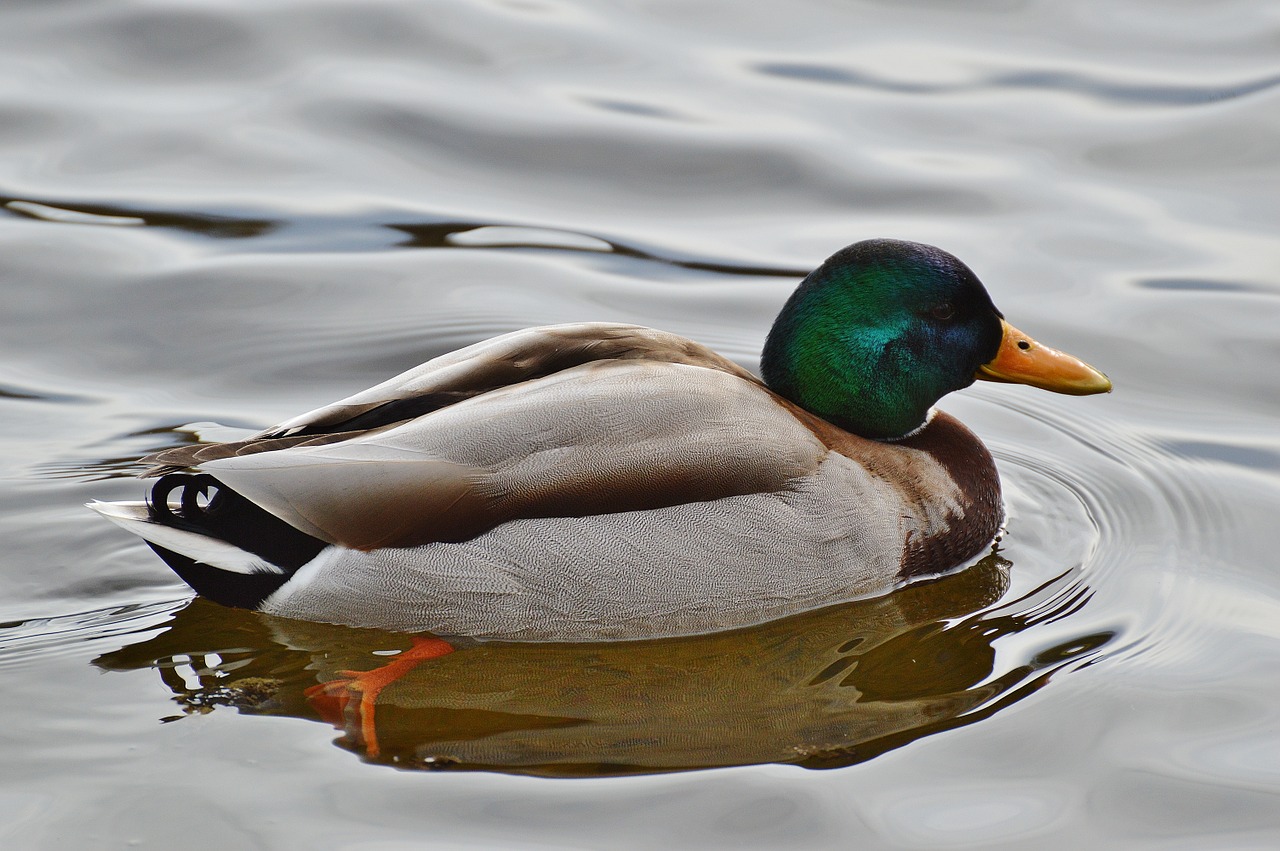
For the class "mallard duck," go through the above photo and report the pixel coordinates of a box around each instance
[90,239,1110,641]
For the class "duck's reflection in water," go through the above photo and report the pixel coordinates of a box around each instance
[95,554,1111,776]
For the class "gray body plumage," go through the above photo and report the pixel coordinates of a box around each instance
[261,452,946,641]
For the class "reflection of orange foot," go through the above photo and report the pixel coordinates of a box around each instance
[304,636,454,757]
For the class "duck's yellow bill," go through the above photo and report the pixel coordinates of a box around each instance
[976,319,1112,395]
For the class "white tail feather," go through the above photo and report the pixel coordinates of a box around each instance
[86,501,283,575]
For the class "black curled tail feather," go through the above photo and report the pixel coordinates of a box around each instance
[146,473,327,610]
[148,473,326,570]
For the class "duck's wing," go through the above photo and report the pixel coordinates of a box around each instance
[143,323,756,470]
[147,325,833,551]
[199,361,830,551]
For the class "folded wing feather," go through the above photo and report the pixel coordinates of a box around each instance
[264,322,758,437]
[170,327,829,550]
[143,323,759,471]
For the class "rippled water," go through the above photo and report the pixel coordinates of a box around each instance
[3,0,1279,847]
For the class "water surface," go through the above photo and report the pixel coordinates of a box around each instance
[3,0,1279,847]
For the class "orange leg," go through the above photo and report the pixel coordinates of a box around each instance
[304,636,455,757]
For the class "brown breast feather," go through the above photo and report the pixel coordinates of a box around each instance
[772,398,1002,577]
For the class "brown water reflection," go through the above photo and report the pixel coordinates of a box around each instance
[95,555,1112,777]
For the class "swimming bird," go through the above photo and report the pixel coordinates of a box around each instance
[90,239,1110,641]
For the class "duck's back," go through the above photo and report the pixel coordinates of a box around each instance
[180,326,833,553]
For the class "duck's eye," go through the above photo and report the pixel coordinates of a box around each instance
[928,304,955,321]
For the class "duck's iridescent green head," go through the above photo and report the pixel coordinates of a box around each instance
[761,239,1110,439]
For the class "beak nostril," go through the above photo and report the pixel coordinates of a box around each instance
[1017,340,1031,351]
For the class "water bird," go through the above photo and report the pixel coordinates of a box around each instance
[90,238,1110,642]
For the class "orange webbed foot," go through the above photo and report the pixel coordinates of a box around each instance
[304,636,454,757]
